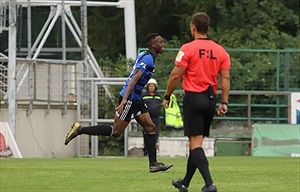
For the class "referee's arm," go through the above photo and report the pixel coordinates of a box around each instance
[163,66,185,108]
[165,66,185,96]
[219,69,230,103]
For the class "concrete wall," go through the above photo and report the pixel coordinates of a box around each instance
[128,137,216,157]
[0,107,78,158]
[1,106,216,158]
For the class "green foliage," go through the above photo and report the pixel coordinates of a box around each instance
[98,132,124,156]
[97,89,124,156]
[96,55,136,156]
[99,54,131,77]
[87,0,299,92]
[279,52,300,91]
[213,0,299,49]
[229,52,278,91]
[86,0,299,61]
[88,7,125,60]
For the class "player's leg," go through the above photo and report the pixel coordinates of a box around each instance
[172,91,216,191]
[81,114,129,137]
[64,115,130,145]
[136,112,156,162]
[135,113,172,172]
[172,147,195,192]
[153,118,160,149]
[200,93,218,192]
[142,118,159,156]
[65,96,131,145]
[172,93,197,191]
[189,135,214,188]
[64,122,112,145]
[187,92,216,191]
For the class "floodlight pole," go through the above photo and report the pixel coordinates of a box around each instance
[119,0,136,157]
[120,0,137,70]
[8,0,17,136]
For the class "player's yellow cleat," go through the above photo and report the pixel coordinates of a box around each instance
[64,123,82,145]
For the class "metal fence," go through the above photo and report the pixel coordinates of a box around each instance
[0,57,84,113]
[138,48,300,128]
[1,49,299,124]
[161,89,292,129]
[139,48,300,92]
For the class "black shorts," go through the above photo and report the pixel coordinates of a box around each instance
[118,96,148,122]
[183,87,217,137]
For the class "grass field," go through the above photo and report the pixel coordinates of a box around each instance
[0,156,299,192]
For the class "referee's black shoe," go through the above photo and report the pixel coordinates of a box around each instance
[202,182,217,192]
[149,162,173,173]
[172,179,188,192]
[64,123,82,145]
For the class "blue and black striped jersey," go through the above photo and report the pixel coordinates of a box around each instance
[119,51,155,101]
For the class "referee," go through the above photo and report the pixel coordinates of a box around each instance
[164,12,231,192]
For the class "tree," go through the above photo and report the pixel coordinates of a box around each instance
[212,0,299,49]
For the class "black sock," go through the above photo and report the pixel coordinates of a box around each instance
[182,150,196,187]
[143,133,148,156]
[191,147,213,186]
[81,124,113,136]
[143,132,157,165]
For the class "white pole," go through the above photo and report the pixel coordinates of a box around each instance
[8,0,17,136]
[120,0,136,156]
[121,0,137,64]
[27,0,31,58]
[81,0,88,77]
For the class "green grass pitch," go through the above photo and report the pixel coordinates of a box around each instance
[0,157,299,191]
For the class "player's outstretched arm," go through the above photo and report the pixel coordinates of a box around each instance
[115,69,143,114]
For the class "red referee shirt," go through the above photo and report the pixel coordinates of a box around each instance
[175,39,230,94]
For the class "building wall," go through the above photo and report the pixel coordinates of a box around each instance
[1,107,217,158]
[0,107,78,158]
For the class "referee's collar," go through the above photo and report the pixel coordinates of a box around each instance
[197,38,209,40]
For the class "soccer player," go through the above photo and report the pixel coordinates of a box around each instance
[64,33,173,173]
[163,12,231,192]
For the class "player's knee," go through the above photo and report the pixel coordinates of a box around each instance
[146,123,155,133]
[149,127,155,133]
[113,129,122,137]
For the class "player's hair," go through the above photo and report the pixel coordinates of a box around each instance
[191,12,210,34]
[145,33,160,46]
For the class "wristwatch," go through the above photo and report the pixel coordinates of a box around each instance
[221,101,229,105]
[164,95,171,100]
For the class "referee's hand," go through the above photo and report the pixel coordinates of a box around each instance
[163,99,170,109]
[217,104,227,116]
